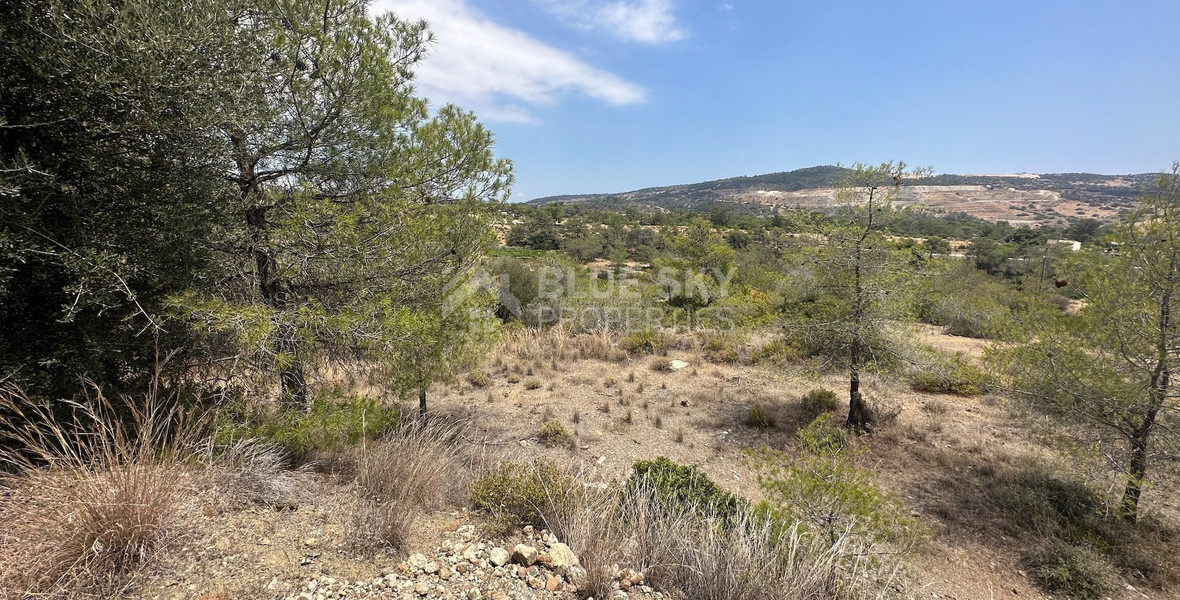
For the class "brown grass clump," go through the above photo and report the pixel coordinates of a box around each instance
[347,420,472,551]
[212,438,309,510]
[0,384,208,598]
[548,478,897,600]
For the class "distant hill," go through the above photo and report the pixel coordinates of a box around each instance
[526,166,1158,226]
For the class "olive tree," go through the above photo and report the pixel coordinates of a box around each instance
[0,0,249,397]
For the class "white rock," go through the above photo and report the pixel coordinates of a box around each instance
[488,547,510,567]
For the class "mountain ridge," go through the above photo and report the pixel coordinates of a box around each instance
[526,166,1158,226]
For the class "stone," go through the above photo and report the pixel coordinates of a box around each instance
[462,545,480,562]
[545,576,561,592]
[543,543,579,575]
[511,544,538,566]
[488,547,510,567]
[439,566,452,580]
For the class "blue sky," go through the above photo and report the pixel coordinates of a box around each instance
[374,1,1180,201]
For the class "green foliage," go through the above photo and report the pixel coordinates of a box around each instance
[621,330,672,356]
[750,414,924,546]
[988,170,1180,521]
[537,420,573,447]
[799,388,840,416]
[910,352,988,396]
[470,460,577,533]
[745,406,776,429]
[0,0,245,396]
[1025,541,1116,599]
[217,394,400,461]
[914,262,1019,339]
[750,338,800,366]
[701,333,741,363]
[627,457,748,524]
[486,257,541,311]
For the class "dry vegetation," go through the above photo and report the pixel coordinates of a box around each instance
[0,326,1176,600]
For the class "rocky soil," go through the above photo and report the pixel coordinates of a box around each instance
[281,526,658,600]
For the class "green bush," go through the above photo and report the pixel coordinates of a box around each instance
[1025,541,1116,600]
[218,393,400,461]
[750,414,924,547]
[621,329,671,356]
[537,420,574,448]
[745,406,776,429]
[627,457,748,524]
[800,388,840,416]
[701,334,740,363]
[750,338,800,366]
[911,353,988,396]
[470,460,578,533]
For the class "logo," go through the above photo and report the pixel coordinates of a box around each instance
[442,267,521,319]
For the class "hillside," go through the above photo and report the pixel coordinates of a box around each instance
[528,166,1157,226]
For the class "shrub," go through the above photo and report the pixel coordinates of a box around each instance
[987,469,1115,544]
[701,334,740,363]
[466,369,490,388]
[621,330,671,356]
[537,420,574,448]
[523,378,542,390]
[549,472,895,600]
[800,388,840,416]
[911,353,988,396]
[745,406,776,429]
[217,393,400,461]
[213,438,308,510]
[750,338,800,366]
[627,457,747,525]
[1025,541,1116,599]
[469,460,578,534]
[750,414,924,547]
[650,356,674,372]
[348,421,470,551]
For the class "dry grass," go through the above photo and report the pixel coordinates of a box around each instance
[212,438,309,509]
[346,420,473,551]
[548,479,898,600]
[0,384,208,599]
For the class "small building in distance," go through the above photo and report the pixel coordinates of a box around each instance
[1047,239,1082,252]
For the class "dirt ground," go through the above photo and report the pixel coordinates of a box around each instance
[131,327,1174,600]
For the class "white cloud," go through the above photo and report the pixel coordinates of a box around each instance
[536,0,686,43]
[374,0,646,124]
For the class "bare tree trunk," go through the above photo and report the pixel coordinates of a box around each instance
[845,189,875,433]
[419,387,427,419]
[239,154,309,411]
